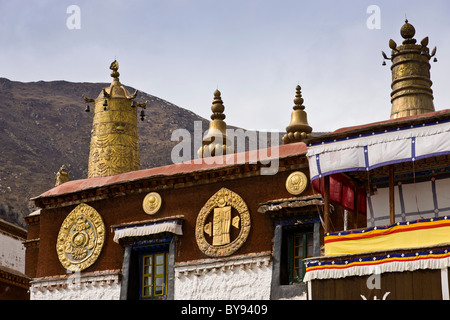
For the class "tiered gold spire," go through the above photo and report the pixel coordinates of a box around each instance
[282,85,312,144]
[55,165,70,186]
[197,89,233,158]
[83,60,148,178]
[382,20,437,119]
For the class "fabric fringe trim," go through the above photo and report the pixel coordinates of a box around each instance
[304,249,450,282]
[113,221,183,243]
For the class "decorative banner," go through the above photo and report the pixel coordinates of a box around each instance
[305,248,450,282]
[143,192,162,215]
[196,188,251,257]
[56,203,105,272]
[324,216,450,256]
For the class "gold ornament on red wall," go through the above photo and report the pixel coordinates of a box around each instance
[286,171,308,195]
[56,203,105,272]
[195,188,251,257]
[142,192,162,215]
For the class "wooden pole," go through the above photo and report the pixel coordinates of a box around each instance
[354,186,360,229]
[389,165,395,225]
[324,175,331,233]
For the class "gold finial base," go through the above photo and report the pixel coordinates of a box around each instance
[198,90,233,158]
[282,85,312,144]
[387,20,436,119]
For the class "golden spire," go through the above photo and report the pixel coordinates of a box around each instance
[282,85,312,144]
[197,89,233,158]
[55,165,70,186]
[83,60,148,178]
[382,20,437,119]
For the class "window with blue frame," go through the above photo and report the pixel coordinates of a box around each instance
[140,251,169,299]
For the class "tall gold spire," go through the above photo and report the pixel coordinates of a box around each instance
[197,89,233,158]
[282,85,312,144]
[382,20,437,119]
[83,60,148,178]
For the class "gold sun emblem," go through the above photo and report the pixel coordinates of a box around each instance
[142,192,162,215]
[285,171,308,195]
[56,203,105,272]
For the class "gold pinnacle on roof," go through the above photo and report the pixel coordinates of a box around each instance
[282,85,312,144]
[55,165,70,186]
[197,89,233,158]
[382,20,437,119]
[83,60,148,178]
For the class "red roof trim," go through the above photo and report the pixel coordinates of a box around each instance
[34,142,307,200]
[333,109,450,134]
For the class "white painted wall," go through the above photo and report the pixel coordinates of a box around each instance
[174,253,272,300]
[30,271,121,300]
[0,231,25,273]
[30,254,274,300]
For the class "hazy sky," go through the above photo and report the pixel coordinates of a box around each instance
[1,0,449,133]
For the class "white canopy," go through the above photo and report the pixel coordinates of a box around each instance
[113,220,183,243]
[307,120,450,181]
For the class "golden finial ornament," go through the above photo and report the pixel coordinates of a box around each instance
[110,60,120,78]
[382,20,437,119]
[55,165,71,186]
[197,89,233,158]
[282,85,312,144]
[82,60,148,178]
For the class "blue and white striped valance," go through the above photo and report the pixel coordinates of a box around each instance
[307,120,450,181]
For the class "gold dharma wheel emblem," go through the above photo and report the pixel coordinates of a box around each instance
[143,192,162,215]
[195,188,251,257]
[286,171,308,195]
[56,203,105,272]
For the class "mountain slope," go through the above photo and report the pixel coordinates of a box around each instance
[0,78,209,227]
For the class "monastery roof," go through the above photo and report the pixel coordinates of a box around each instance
[32,142,307,202]
[306,109,450,145]
[0,218,27,239]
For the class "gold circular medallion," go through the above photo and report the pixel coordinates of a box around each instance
[286,171,308,195]
[195,188,251,257]
[56,203,105,272]
[143,192,162,215]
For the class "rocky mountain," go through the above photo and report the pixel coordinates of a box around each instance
[0,77,314,229]
[0,77,212,228]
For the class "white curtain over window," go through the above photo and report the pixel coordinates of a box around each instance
[113,221,183,243]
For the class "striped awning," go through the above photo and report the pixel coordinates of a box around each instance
[323,215,450,256]
[307,120,450,181]
[304,247,450,282]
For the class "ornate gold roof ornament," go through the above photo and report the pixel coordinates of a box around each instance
[381,20,437,119]
[197,89,233,158]
[82,60,148,178]
[55,164,71,186]
[282,85,312,144]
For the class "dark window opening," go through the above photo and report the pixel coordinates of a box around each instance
[280,226,314,284]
